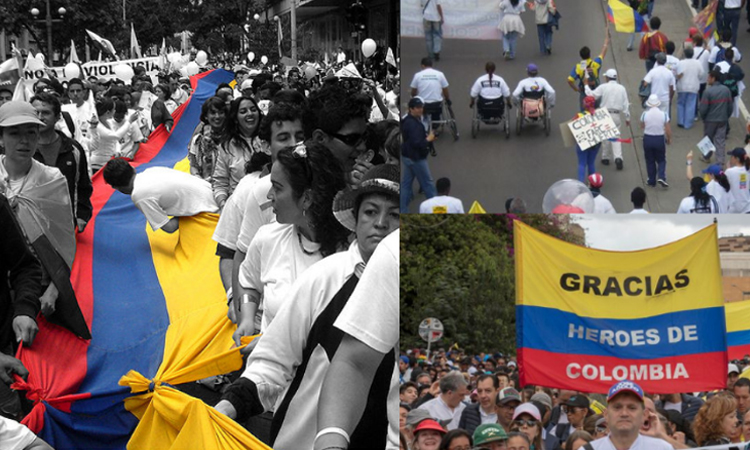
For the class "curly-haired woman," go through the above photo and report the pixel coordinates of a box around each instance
[693,393,740,446]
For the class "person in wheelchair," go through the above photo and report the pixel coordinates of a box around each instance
[512,63,556,117]
[469,61,512,120]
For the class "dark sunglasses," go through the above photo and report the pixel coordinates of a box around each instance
[513,419,538,427]
[561,405,582,414]
[329,131,367,147]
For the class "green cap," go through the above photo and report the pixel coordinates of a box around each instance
[473,423,508,446]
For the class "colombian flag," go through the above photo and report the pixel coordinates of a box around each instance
[694,0,719,41]
[726,300,750,360]
[12,69,270,449]
[606,0,649,33]
[515,221,727,394]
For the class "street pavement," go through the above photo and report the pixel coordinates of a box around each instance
[401,0,748,213]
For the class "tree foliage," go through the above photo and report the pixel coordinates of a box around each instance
[400,214,586,356]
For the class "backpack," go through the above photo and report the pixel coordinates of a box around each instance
[715,46,728,65]
[719,67,740,97]
[578,60,600,90]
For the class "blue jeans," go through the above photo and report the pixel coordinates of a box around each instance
[722,8,741,46]
[536,24,552,53]
[643,134,666,185]
[424,21,443,58]
[677,92,698,129]
[576,143,600,182]
[401,156,437,212]
[503,31,519,58]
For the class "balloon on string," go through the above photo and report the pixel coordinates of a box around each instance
[247,51,255,62]
[195,50,208,66]
[304,65,317,80]
[260,55,268,65]
[361,39,377,58]
[186,61,199,76]
[64,62,81,79]
[113,64,134,82]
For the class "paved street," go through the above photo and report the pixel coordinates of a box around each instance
[401,0,748,213]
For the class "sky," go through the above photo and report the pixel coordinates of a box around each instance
[573,215,750,251]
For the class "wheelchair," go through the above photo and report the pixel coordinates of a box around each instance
[424,100,459,141]
[471,96,510,139]
[516,92,552,137]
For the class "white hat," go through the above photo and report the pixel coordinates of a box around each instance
[605,69,617,79]
[646,94,661,108]
[512,402,542,422]
[240,79,254,91]
[729,363,740,375]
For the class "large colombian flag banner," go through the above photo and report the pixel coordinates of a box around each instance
[726,300,750,360]
[514,221,727,394]
[11,69,270,449]
[606,0,649,33]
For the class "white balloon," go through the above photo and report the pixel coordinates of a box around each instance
[167,52,182,63]
[542,179,595,214]
[64,62,80,79]
[361,38,377,58]
[247,51,255,62]
[195,50,208,66]
[180,66,189,78]
[260,55,268,65]
[186,61,199,76]
[113,64,134,82]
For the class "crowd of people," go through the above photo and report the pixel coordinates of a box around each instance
[399,348,750,450]
[0,42,400,449]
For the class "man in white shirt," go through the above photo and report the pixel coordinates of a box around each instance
[675,47,704,130]
[102,158,219,233]
[642,53,676,119]
[630,187,649,213]
[420,177,464,213]
[62,78,96,155]
[588,173,616,213]
[418,371,468,430]
[421,0,444,61]
[590,380,673,450]
[411,57,451,129]
[585,69,629,169]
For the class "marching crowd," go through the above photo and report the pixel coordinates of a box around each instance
[0,44,400,449]
[399,348,750,450]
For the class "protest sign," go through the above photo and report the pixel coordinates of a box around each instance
[401,0,502,40]
[514,221,726,393]
[567,108,620,150]
[22,57,162,82]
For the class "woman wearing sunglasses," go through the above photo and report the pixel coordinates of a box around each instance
[510,403,543,450]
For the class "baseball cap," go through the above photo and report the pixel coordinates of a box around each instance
[729,363,741,375]
[588,173,604,188]
[607,380,644,402]
[473,423,508,446]
[513,402,542,422]
[408,97,424,108]
[497,387,522,405]
[405,408,434,427]
[507,361,517,368]
[564,394,591,409]
[240,79,254,91]
[703,164,723,175]
[400,355,409,365]
[414,419,447,435]
[605,68,617,79]
[527,63,539,73]
[0,101,45,128]
[729,147,747,159]
[530,392,553,410]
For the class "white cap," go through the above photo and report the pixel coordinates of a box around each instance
[729,363,740,375]
[240,79,254,90]
[508,361,517,367]
[605,68,617,79]
[512,402,542,422]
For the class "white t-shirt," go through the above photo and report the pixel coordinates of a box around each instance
[90,120,132,168]
[62,101,96,151]
[421,0,442,21]
[410,68,449,103]
[590,434,673,450]
[593,194,616,214]
[131,167,219,230]
[630,208,649,214]
[470,74,511,100]
[335,230,399,449]
[693,47,710,84]
[239,222,323,331]
[665,54,680,78]
[676,195,719,213]
[641,107,668,136]
[726,166,750,213]
[419,195,465,213]
[235,174,275,253]
[212,171,263,251]
[709,44,742,64]
[643,65,676,104]
[109,118,144,159]
[0,416,38,450]
[706,179,730,213]
[676,58,704,93]
[419,396,466,431]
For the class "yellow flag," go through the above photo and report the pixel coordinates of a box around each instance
[468,201,486,214]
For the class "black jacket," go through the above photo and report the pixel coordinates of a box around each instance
[655,393,704,424]
[401,113,430,160]
[33,131,93,226]
[458,403,483,435]
[0,196,42,352]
